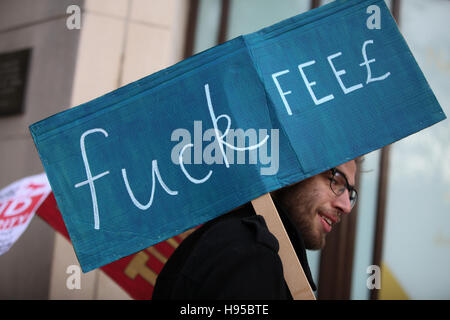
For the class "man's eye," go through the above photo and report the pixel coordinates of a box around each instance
[334,175,346,186]
[331,178,343,188]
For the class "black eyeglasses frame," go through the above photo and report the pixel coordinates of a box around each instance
[328,168,358,209]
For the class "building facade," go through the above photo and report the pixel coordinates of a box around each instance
[0,0,448,299]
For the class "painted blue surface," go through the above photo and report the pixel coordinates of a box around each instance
[30,0,446,272]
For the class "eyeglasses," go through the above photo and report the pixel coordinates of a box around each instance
[328,168,358,209]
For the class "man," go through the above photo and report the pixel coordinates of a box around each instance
[274,160,357,251]
[152,160,357,299]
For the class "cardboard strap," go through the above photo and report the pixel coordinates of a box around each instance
[251,193,316,300]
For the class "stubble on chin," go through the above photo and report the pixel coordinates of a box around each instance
[276,182,326,250]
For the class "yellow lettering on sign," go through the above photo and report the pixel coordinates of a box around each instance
[147,247,168,264]
[165,238,179,249]
[178,228,196,240]
[124,251,157,286]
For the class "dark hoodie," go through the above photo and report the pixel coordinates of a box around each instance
[152,201,316,299]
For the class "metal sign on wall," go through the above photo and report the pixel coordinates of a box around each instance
[30,0,446,272]
[0,48,31,116]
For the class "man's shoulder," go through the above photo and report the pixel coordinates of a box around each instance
[176,208,281,282]
[153,205,288,299]
[181,211,281,276]
[198,211,280,253]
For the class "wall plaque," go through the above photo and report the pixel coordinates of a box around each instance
[0,49,31,116]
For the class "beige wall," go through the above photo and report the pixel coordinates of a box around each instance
[0,0,187,299]
[49,0,188,299]
[0,0,83,299]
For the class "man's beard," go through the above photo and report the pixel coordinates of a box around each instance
[276,182,326,250]
[290,202,326,250]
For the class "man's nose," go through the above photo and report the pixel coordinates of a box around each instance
[331,190,352,215]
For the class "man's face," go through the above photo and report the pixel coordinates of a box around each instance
[274,160,357,250]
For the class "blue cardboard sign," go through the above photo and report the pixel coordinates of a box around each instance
[30,0,446,272]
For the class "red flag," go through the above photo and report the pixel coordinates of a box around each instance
[0,173,51,255]
[36,192,195,300]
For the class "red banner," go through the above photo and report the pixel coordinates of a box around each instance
[36,192,195,300]
[0,173,51,255]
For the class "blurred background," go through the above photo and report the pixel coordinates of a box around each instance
[0,0,448,299]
